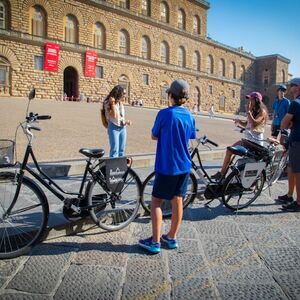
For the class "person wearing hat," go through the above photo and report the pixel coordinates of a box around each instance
[211,91,268,181]
[138,79,196,254]
[279,78,300,212]
[271,84,290,138]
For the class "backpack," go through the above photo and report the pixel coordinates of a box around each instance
[101,103,108,128]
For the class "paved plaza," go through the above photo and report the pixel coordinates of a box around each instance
[1,97,298,300]
[0,97,271,162]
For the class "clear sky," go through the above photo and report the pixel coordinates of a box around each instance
[207,0,300,78]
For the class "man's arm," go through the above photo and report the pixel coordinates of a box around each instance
[281,113,293,130]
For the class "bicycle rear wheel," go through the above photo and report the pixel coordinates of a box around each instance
[263,151,288,191]
[0,172,49,259]
[141,171,197,218]
[222,167,265,211]
[87,168,141,231]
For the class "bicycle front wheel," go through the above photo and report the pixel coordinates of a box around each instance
[222,167,265,211]
[141,171,197,218]
[87,168,141,231]
[0,172,49,259]
[263,150,288,191]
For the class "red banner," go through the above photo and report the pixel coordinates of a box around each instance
[85,50,98,77]
[44,42,60,72]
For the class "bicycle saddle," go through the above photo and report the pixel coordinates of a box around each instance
[227,145,248,157]
[79,148,105,158]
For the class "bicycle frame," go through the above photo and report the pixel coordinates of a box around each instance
[6,142,93,216]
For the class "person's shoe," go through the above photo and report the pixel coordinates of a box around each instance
[277,194,294,205]
[161,234,178,249]
[138,237,161,254]
[282,201,300,212]
[211,171,223,182]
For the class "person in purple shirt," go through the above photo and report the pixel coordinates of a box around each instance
[139,79,196,254]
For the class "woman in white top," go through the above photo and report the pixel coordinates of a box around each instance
[211,91,268,181]
[103,85,131,157]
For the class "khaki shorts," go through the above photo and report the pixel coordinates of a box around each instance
[289,141,300,173]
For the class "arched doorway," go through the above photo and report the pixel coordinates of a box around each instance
[118,75,130,104]
[63,66,78,100]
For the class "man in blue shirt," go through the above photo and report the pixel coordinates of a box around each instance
[272,84,290,138]
[279,78,300,212]
[139,79,196,253]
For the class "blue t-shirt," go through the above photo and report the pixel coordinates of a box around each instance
[288,97,300,143]
[272,97,290,126]
[152,105,196,175]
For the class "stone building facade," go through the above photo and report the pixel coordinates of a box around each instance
[0,0,290,113]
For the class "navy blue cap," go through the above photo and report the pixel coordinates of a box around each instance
[277,84,287,92]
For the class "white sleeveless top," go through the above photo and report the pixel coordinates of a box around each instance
[104,101,125,127]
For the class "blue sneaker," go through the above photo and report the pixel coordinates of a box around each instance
[138,237,161,254]
[161,234,178,249]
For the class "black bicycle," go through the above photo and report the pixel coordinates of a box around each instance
[141,132,269,216]
[0,89,142,259]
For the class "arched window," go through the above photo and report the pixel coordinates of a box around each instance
[193,87,201,111]
[160,41,169,64]
[229,62,236,79]
[193,51,200,71]
[30,5,46,37]
[178,46,185,67]
[240,65,246,81]
[263,69,270,85]
[0,56,10,95]
[93,22,105,49]
[160,2,169,23]
[0,0,9,29]
[141,36,150,59]
[160,81,169,106]
[141,0,150,16]
[64,14,78,43]
[281,69,285,83]
[193,15,200,35]
[218,59,225,77]
[119,0,130,9]
[178,9,186,30]
[206,55,213,74]
[119,29,129,54]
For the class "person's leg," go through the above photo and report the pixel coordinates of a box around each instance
[118,127,126,157]
[108,123,119,157]
[295,173,300,204]
[287,167,295,196]
[167,195,183,239]
[220,149,234,175]
[151,196,163,243]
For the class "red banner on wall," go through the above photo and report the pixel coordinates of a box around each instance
[44,42,60,72]
[84,50,98,77]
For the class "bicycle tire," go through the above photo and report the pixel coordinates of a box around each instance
[0,172,49,259]
[222,166,265,211]
[140,171,197,218]
[262,151,288,191]
[87,167,142,231]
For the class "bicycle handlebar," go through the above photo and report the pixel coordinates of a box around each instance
[26,112,51,122]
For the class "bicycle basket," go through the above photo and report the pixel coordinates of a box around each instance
[0,139,15,168]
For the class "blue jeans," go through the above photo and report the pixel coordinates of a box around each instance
[107,121,126,157]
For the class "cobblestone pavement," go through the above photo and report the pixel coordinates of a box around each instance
[1,165,300,300]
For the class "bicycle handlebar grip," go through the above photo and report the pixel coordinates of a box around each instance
[207,139,218,147]
[37,115,51,120]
